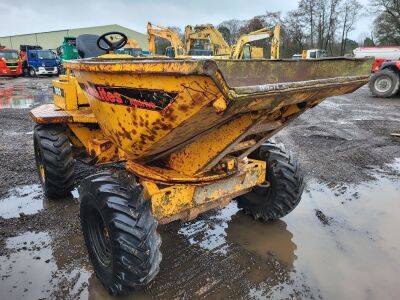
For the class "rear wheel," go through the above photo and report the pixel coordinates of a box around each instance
[33,124,75,197]
[23,66,29,76]
[369,69,400,98]
[79,171,162,295]
[236,140,304,221]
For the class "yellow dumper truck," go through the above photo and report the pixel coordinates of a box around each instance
[30,32,372,295]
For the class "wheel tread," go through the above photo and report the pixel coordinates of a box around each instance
[237,140,304,221]
[79,170,161,295]
[34,124,75,197]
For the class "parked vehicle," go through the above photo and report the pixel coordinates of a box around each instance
[147,22,186,57]
[353,46,400,60]
[19,45,42,62]
[0,46,23,77]
[353,46,400,73]
[302,49,327,59]
[369,60,400,97]
[114,37,143,57]
[230,25,280,59]
[57,37,79,63]
[115,47,143,56]
[30,32,372,295]
[292,53,302,59]
[23,49,59,77]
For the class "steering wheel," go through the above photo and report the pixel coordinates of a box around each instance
[96,32,128,51]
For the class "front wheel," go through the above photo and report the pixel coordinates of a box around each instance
[236,140,304,221]
[28,67,37,77]
[79,171,162,295]
[369,69,400,98]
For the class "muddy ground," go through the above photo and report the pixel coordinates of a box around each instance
[0,76,399,299]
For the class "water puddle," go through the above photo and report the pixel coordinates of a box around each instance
[0,159,398,299]
[282,176,400,299]
[178,201,238,253]
[0,78,52,109]
[0,232,54,299]
[176,159,400,299]
[0,231,90,299]
[0,185,80,219]
[0,184,43,218]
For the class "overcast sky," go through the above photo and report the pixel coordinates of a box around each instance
[0,0,371,40]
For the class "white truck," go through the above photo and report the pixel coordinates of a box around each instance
[353,47,400,60]
[302,49,327,59]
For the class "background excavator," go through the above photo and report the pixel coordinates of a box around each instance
[231,25,281,59]
[147,21,281,60]
[115,38,145,57]
[184,24,231,57]
[147,22,185,57]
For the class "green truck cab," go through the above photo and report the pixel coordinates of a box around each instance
[57,37,79,72]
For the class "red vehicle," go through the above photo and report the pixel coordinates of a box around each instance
[353,46,400,73]
[0,47,23,77]
[369,61,400,97]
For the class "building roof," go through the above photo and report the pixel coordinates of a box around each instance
[0,24,143,38]
[0,24,148,50]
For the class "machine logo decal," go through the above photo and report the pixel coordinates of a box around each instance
[81,82,178,111]
[53,86,64,97]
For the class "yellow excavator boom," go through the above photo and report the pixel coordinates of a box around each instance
[271,24,280,59]
[184,24,231,56]
[231,25,281,59]
[147,22,185,57]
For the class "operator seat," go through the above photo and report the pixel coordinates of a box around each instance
[76,34,107,58]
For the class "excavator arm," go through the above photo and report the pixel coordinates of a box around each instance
[231,25,281,59]
[184,24,231,56]
[270,25,280,59]
[147,22,185,57]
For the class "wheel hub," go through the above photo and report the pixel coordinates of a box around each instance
[34,140,46,185]
[374,76,392,93]
[88,209,112,267]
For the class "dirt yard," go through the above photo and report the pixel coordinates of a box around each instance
[0,76,399,299]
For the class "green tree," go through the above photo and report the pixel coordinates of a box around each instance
[370,0,400,45]
[217,25,232,45]
[363,37,375,46]
[339,0,363,55]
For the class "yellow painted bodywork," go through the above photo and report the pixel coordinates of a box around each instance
[53,73,88,110]
[142,159,266,224]
[30,56,372,223]
[168,113,260,175]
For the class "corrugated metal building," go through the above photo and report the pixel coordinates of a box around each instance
[0,24,148,50]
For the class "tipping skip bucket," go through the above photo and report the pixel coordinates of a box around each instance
[65,57,372,162]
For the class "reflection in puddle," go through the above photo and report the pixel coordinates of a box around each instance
[287,177,400,299]
[226,216,297,268]
[0,78,53,109]
[0,184,43,218]
[0,231,91,299]
[178,202,238,253]
[0,184,80,219]
[0,232,54,299]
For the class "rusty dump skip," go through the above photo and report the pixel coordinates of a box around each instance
[64,57,372,163]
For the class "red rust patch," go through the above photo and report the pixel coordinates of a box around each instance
[178,104,189,112]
